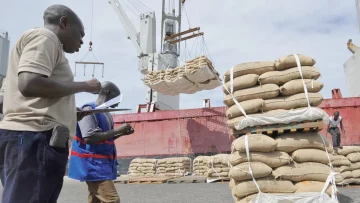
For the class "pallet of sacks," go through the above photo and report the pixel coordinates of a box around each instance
[144,55,221,95]
[156,157,191,177]
[193,156,210,176]
[334,146,360,185]
[228,134,339,203]
[206,154,230,182]
[128,158,157,177]
[223,54,327,136]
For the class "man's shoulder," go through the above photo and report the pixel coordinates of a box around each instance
[21,27,60,46]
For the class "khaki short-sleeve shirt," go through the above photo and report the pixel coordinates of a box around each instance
[0,28,77,136]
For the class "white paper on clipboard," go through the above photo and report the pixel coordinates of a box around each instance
[95,94,122,109]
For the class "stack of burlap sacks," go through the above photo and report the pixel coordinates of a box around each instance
[157,157,191,176]
[193,155,230,179]
[229,134,338,203]
[128,158,157,177]
[144,55,221,95]
[333,146,360,185]
[223,54,324,135]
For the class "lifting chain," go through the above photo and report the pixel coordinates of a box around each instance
[89,41,93,51]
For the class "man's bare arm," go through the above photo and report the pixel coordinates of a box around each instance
[84,130,126,144]
[0,95,3,114]
[340,120,345,133]
[18,72,100,99]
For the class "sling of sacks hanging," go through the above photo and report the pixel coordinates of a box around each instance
[128,158,157,177]
[156,157,191,177]
[143,56,221,95]
[228,134,337,203]
[222,54,326,134]
[333,146,360,185]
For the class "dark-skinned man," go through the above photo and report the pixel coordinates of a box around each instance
[328,111,345,149]
[0,4,102,203]
[69,81,134,203]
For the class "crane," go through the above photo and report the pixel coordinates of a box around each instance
[108,0,199,111]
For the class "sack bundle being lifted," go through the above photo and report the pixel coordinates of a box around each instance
[223,54,328,135]
[206,154,230,180]
[334,146,360,185]
[228,134,338,203]
[128,158,157,177]
[156,157,191,177]
[144,56,221,95]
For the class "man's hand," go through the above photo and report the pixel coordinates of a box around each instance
[86,78,101,94]
[114,123,134,138]
[76,107,92,121]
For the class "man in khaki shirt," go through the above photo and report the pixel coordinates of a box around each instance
[0,5,102,203]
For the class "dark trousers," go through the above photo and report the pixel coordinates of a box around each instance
[0,129,69,203]
[329,127,341,148]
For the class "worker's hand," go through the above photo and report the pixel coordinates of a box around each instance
[115,123,133,135]
[85,78,101,94]
[76,107,92,121]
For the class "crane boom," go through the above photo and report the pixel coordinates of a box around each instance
[108,0,143,55]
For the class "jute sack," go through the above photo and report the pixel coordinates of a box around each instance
[272,162,331,182]
[224,61,275,82]
[337,146,360,156]
[338,178,360,185]
[231,176,296,199]
[232,134,277,153]
[347,152,360,163]
[222,74,259,94]
[352,169,360,178]
[208,154,230,165]
[331,155,351,166]
[350,162,360,171]
[229,162,272,181]
[334,166,351,173]
[294,181,332,196]
[275,54,316,71]
[258,66,321,86]
[291,149,334,165]
[280,79,324,96]
[236,194,257,203]
[223,84,279,106]
[230,151,292,168]
[262,93,323,111]
[340,171,353,179]
[226,99,264,119]
[275,132,334,153]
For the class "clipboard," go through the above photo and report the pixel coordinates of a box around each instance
[77,108,131,114]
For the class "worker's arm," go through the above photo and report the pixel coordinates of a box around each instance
[79,107,132,144]
[16,32,100,99]
[0,95,3,114]
[340,119,345,134]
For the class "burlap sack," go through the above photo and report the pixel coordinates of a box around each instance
[273,162,331,182]
[331,155,351,166]
[275,132,334,153]
[347,153,360,163]
[338,178,360,185]
[224,61,275,82]
[208,154,230,165]
[336,146,360,156]
[229,162,272,181]
[258,66,321,86]
[262,93,323,111]
[350,162,360,171]
[334,166,351,173]
[280,79,323,96]
[352,169,360,178]
[275,54,316,71]
[223,84,279,106]
[222,74,259,94]
[207,172,229,177]
[231,176,296,199]
[340,171,353,179]
[291,149,334,165]
[232,134,277,153]
[226,99,264,119]
[294,181,332,196]
[230,151,292,168]
[236,194,257,203]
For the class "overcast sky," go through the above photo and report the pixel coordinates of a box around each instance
[0,0,359,112]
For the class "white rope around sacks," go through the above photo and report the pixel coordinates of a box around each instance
[293,54,311,108]
[210,155,222,179]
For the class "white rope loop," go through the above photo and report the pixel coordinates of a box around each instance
[293,54,311,108]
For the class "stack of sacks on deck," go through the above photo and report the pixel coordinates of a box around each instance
[144,56,221,95]
[128,158,157,177]
[335,146,360,185]
[207,154,230,179]
[193,156,210,176]
[223,54,326,134]
[156,157,191,176]
[228,133,337,203]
